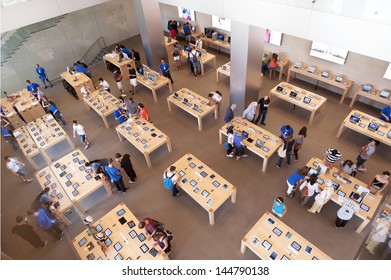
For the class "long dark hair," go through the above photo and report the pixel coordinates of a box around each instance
[298,126,307,138]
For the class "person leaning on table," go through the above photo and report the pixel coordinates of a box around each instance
[379,105,391,123]
[334,192,360,229]
[272,197,287,218]
[308,181,334,214]
[163,165,181,197]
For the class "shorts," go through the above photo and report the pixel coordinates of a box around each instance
[173,56,180,61]
[16,170,26,177]
[130,78,137,87]
[79,134,86,143]
[268,65,277,70]
[356,155,367,167]
[116,81,123,90]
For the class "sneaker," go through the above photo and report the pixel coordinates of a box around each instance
[242,154,248,158]
[276,165,280,169]
[236,156,241,161]
[175,192,181,196]
[121,94,127,97]
[286,164,290,167]
[43,240,48,248]
[334,224,340,229]
[27,178,33,183]
[261,122,266,125]
[85,144,89,150]
[129,181,136,184]
[358,168,366,172]
[307,209,314,214]
[227,154,233,157]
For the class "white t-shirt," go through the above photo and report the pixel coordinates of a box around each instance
[80,86,89,96]
[100,80,110,90]
[227,133,234,145]
[6,158,21,173]
[314,186,334,205]
[370,218,390,242]
[163,170,178,185]
[299,181,319,196]
[337,198,359,220]
[211,92,222,103]
[73,124,86,136]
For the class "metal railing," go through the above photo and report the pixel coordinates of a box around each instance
[79,36,107,66]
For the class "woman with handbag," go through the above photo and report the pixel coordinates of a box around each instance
[293,126,307,162]
[299,174,319,206]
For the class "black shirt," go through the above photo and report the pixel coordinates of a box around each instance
[133,51,140,62]
[258,97,270,111]
[114,72,122,82]
[120,154,134,171]
[128,68,136,79]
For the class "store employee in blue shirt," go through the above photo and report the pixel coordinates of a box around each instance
[26,80,40,97]
[280,124,294,141]
[380,105,391,123]
[73,62,92,78]
[159,58,174,84]
[35,64,53,89]
[120,45,132,59]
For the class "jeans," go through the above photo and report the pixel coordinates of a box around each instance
[234,145,245,157]
[39,75,51,87]
[277,153,291,167]
[255,109,268,124]
[124,168,137,182]
[193,62,201,75]
[45,223,63,240]
[163,73,174,84]
[54,112,66,126]
[112,177,127,192]
[172,184,180,196]
[335,217,349,228]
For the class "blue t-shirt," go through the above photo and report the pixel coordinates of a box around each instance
[26,83,39,92]
[104,165,122,181]
[380,106,391,122]
[233,133,243,147]
[50,104,60,114]
[183,24,190,35]
[160,63,170,75]
[121,48,132,58]
[280,125,294,140]
[1,127,11,137]
[224,107,234,123]
[273,200,285,215]
[36,67,46,78]
[287,170,305,185]
[75,64,89,74]
[36,208,55,230]
[114,109,126,124]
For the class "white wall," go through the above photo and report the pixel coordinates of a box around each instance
[1,0,139,93]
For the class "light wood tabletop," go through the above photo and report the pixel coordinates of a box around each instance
[50,149,112,214]
[349,84,391,108]
[287,62,353,104]
[305,157,383,233]
[136,72,173,102]
[182,49,216,75]
[216,61,264,86]
[263,53,291,80]
[115,117,172,167]
[241,211,332,260]
[72,202,169,260]
[13,126,41,169]
[219,117,284,172]
[35,166,73,225]
[167,87,217,131]
[269,82,327,125]
[169,153,237,225]
[164,35,178,48]
[103,53,136,76]
[82,89,120,129]
[336,109,391,147]
[60,72,95,100]
[26,114,74,161]
[202,37,231,50]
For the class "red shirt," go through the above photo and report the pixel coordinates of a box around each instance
[140,107,150,121]
[170,29,176,39]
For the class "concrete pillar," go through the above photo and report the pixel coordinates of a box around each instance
[230,21,264,113]
[133,0,166,69]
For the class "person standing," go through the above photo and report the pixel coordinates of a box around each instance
[183,22,191,43]
[272,197,287,218]
[299,174,319,206]
[104,158,128,193]
[170,27,177,39]
[98,78,111,92]
[125,97,139,118]
[127,64,137,94]
[72,120,90,149]
[368,171,390,194]
[323,148,342,168]
[233,130,248,161]
[242,102,258,122]
[335,193,360,229]
[365,217,390,255]
[163,166,181,197]
[355,139,379,172]
[226,124,235,157]
[26,80,40,97]
[268,53,279,79]
[159,58,174,84]
[189,47,201,76]
[339,160,357,176]
[115,153,137,183]
[286,166,309,197]
[138,103,151,122]
[113,69,125,96]
[131,49,142,68]
[276,134,295,168]
[172,42,183,71]
[280,124,294,141]
[114,104,127,124]
[254,95,270,125]
[27,208,63,241]
[293,126,307,162]
[12,215,47,248]
[308,182,334,214]
[224,104,236,123]
[4,155,33,182]
[379,105,391,123]
[35,64,53,89]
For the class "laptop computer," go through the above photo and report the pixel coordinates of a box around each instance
[368,123,379,132]
[362,84,371,92]
[255,139,264,148]
[321,71,329,78]
[276,86,284,92]
[307,66,315,73]
[242,131,249,138]
[294,62,301,68]
[289,91,297,98]
[335,76,343,82]
[349,115,360,124]
[303,97,311,104]
[380,90,390,98]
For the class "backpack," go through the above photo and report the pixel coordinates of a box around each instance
[163,172,175,190]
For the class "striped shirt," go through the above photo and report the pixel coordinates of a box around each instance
[325,148,342,164]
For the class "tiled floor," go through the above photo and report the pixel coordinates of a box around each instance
[1,35,390,260]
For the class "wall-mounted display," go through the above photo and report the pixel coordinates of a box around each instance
[212,15,231,32]
[178,7,195,21]
[264,29,282,46]
[310,41,348,65]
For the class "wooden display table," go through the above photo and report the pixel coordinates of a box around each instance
[103,53,136,76]
[26,114,74,161]
[177,26,202,42]
[115,117,172,167]
[60,72,95,100]
[136,72,173,102]
[82,89,120,129]
[72,203,169,260]
[241,211,332,260]
[269,82,327,125]
[306,157,383,233]
[1,89,46,127]
[219,117,284,172]
[216,61,264,86]
[287,63,353,104]
[13,126,41,169]
[35,166,73,225]
[164,36,178,48]
[202,37,231,52]
[349,84,391,108]
[181,49,216,75]
[336,109,391,147]
[167,88,217,131]
[263,53,290,80]
[51,149,112,214]
[170,153,237,225]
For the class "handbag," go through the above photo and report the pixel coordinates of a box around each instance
[293,142,302,150]
[278,145,287,158]
[300,182,309,197]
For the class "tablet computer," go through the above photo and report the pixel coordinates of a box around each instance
[114,253,123,260]
[262,240,272,250]
[269,251,278,260]
[337,190,346,197]
[149,248,158,257]
[212,181,220,187]
[360,204,370,212]
[276,86,284,92]
[272,227,282,236]
[129,230,137,239]
[190,180,197,187]
[95,224,102,232]
[305,245,312,254]
[267,217,275,225]
[104,228,112,237]
[118,217,127,225]
[117,209,125,216]
[127,220,135,229]
[72,189,79,197]
[200,171,208,177]
[78,237,87,247]
[290,241,301,252]
[138,233,146,242]
[189,162,196,168]
[178,170,185,176]
[104,238,112,246]
[114,242,122,252]
[140,244,149,253]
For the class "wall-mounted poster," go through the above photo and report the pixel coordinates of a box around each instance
[178,7,196,21]
[264,29,282,46]
[310,41,348,65]
[212,15,231,32]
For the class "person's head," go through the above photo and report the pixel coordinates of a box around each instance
[72,120,78,125]
[276,197,284,205]
[331,149,339,156]
[76,61,82,64]
[272,53,278,60]
[153,232,164,241]
[342,160,353,167]
[381,171,390,179]
[352,192,360,201]
[85,161,91,167]
[208,93,213,98]
[36,64,40,68]
[285,125,291,130]
[118,96,124,102]
[161,58,166,63]
[138,222,145,229]
[186,22,189,25]
[115,153,122,161]
[98,78,103,82]
[95,232,105,240]
[309,173,318,185]
[26,80,31,85]
[73,63,77,67]
[298,166,309,176]
[299,126,307,138]
[129,97,134,103]
[227,124,234,134]
[368,139,380,147]
[4,155,10,162]
[231,104,237,110]
[84,216,93,224]
[264,95,269,100]
[44,187,50,193]
[119,45,125,49]
[138,103,144,109]
[169,165,176,173]
[108,158,114,165]
[16,215,24,224]
[116,49,122,54]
